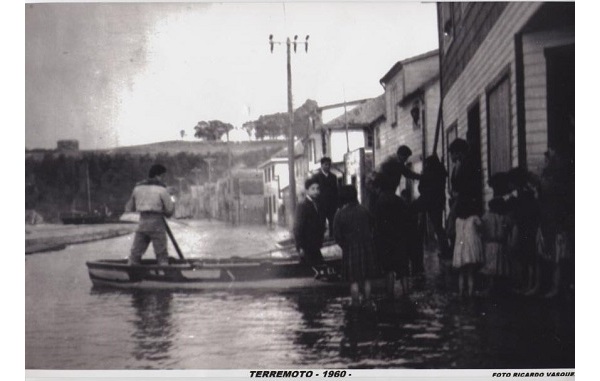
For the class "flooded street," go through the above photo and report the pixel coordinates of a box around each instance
[25,220,574,369]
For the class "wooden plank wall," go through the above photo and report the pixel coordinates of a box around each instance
[522,27,575,175]
[441,2,540,204]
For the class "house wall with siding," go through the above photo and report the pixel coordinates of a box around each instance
[438,2,509,94]
[376,84,439,166]
[374,80,439,197]
[441,2,541,203]
[522,27,575,174]
[377,54,440,170]
[403,55,439,97]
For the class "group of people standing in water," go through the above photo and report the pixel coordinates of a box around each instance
[125,140,573,306]
[294,139,574,305]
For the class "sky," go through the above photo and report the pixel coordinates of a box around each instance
[25,1,440,150]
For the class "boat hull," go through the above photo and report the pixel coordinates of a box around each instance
[86,257,345,291]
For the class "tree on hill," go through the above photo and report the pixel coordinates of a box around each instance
[252,99,320,140]
[293,99,320,137]
[194,120,234,141]
[254,113,287,140]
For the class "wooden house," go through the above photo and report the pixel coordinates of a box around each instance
[437,2,574,207]
[377,49,440,197]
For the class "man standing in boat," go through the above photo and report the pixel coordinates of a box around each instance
[125,164,175,266]
[293,177,326,268]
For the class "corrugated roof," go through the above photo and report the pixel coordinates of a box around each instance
[323,94,385,130]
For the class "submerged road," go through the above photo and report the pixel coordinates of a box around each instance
[25,219,574,369]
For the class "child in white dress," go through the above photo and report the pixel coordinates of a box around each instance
[452,199,484,297]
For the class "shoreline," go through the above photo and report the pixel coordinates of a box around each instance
[25,223,137,255]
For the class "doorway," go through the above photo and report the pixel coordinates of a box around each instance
[545,44,575,158]
[467,102,484,214]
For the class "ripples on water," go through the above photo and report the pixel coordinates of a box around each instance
[25,220,574,369]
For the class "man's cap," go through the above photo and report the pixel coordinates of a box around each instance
[304,176,320,190]
[149,164,167,178]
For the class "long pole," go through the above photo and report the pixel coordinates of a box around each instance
[163,217,185,260]
[286,37,297,214]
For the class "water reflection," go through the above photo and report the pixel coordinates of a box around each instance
[339,302,381,366]
[26,223,574,369]
[130,291,174,367]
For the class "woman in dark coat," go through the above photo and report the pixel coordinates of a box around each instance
[417,154,450,259]
[373,182,410,297]
[333,185,378,305]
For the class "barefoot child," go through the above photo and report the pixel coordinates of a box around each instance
[333,185,378,305]
[452,199,484,297]
[480,198,509,293]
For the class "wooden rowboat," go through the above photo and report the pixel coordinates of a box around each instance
[86,243,345,290]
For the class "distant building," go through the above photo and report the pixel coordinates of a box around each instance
[260,141,305,229]
[322,96,385,207]
[216,169,265,225]
[258,151,289,226]
[377,49,440,198]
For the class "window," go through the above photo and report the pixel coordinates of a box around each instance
[411,101,421,130]
[440,2,455,53]
[321,130,328,157]
[487,75,512,177]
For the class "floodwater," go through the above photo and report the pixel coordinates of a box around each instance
[25,220,574,369]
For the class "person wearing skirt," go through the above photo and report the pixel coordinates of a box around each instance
[333,185,379,305]
[452,199,484,297]
[480,198,509,293]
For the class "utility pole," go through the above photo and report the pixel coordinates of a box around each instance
[269,34,309,216]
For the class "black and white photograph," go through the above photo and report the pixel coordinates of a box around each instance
[22,1,577,379]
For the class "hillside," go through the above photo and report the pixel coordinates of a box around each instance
[102,140,287,156]
[26,139,288,222]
